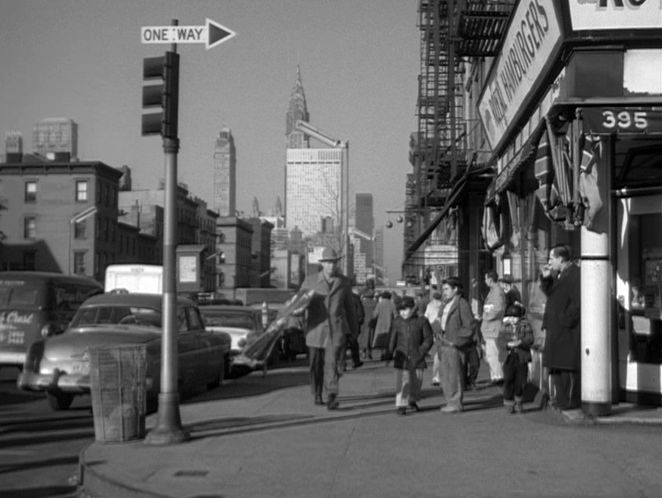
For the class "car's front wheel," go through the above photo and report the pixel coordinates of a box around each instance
[46,391,74,411]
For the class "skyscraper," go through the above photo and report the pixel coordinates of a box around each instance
[286,65,309,149]
[353,193,374,283]
[285,67,343,241]
[213,126,236,217]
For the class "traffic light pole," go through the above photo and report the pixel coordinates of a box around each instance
[145,22,189,445]
[146,136,189,445]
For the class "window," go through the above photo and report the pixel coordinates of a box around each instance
[24,181,37,203]
[74,220,86,239]
[75,180,88,202]
[24,217,36,239]
[73,251,86,275]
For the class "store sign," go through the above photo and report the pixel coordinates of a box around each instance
[568,0,662,31]
[478,0,562,151]
[582,107,662,134]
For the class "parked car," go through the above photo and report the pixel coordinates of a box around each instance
[17,292,231,411]
[248,302,307,362]
[0,271,103,371]
[199,304,265,355]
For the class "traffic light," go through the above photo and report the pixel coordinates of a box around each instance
[142,51,179,138]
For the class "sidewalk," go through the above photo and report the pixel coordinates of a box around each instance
[80,361,662,498]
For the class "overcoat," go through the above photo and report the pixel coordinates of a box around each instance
[388,314,433,370]
[300,270,358,349]
[441,296,475,348]
[541,264,581,370]
[480,285,506,339]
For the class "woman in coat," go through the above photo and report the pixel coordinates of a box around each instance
[371,291,397,359]
[438,276,475,413]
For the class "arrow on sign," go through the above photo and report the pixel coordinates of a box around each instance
[141,18,236,50]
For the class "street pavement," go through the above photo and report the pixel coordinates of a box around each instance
[80,360,662,498]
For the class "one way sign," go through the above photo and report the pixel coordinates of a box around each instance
[141,18,236,50]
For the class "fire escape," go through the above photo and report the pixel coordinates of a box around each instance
[404,0,512,280]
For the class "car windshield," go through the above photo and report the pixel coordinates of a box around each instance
[201,310,256,329]
[70,305,162,328]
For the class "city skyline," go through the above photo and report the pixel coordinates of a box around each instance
[0,0,419,281]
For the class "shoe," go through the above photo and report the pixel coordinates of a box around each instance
[327,394,339,410]
[431,378,440,386]
[514,403,523,414]
[504,404,515,414]
[396,407,407,416]
[408,402,421,412]
[314,395,324,406]
[441,405,462,414]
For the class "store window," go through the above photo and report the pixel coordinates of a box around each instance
[618,195,662,365]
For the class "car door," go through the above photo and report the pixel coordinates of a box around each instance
[176,305,202,393]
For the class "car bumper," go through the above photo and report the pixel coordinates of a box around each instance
[0,351,26,367]
[17,369,90,393]
[17,370,155,394]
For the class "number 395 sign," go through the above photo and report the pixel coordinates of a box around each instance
[582,107,662,134]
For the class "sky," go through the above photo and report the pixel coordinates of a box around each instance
[0,0,420,282]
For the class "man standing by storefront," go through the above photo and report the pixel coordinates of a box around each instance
[481,270,507,385]
[299,247,358,410]
[540,244,581,410]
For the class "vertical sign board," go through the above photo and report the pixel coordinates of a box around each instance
[477,1,563,152]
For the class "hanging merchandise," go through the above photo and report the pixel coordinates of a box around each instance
[578,133,605,233]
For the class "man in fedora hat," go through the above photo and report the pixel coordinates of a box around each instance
[297,246,358,409]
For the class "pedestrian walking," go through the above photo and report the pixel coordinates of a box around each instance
[359,290,377,359]
[423,290,444,386]
[388,296,433,415]
[498,304,534,413]
[344,289,365,370]
[297,247,358,410]
[481,270,507,385]
[540,244,581,410]
[371,291,397,360]
[439,277,475,413]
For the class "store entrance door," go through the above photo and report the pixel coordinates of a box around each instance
[615,193,662,404]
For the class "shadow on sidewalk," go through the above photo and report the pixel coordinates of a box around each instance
[186,395,399,441]
[187,368,311,404]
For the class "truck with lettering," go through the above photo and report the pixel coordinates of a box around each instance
[104,264,163,294]
[0,271,102,369]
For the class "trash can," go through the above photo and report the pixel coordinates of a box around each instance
[89,344,147,443]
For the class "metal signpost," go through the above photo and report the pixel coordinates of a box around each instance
[140,18,235,445]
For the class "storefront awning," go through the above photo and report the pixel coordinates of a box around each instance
[486,120,547,204]
[404,175,468,262]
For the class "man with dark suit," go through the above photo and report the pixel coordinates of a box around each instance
[540,244,581,410]
[298,247,358,410]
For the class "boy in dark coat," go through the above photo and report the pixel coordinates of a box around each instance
[498,304,534,414]
[388,296,434,415]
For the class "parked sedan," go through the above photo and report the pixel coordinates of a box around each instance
[17,293,231,411]
[199,305,264,356]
